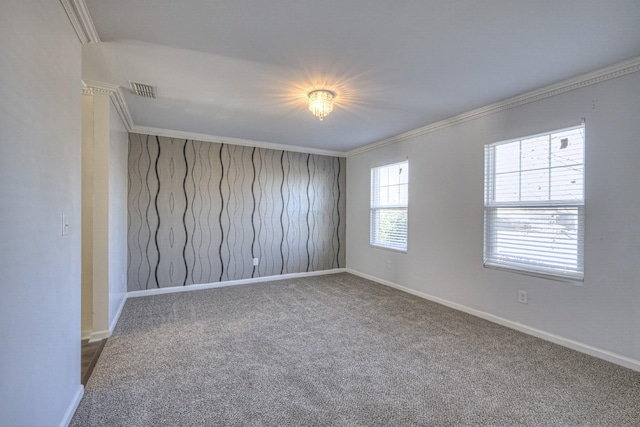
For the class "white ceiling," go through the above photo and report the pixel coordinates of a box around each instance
[82,0,640,153]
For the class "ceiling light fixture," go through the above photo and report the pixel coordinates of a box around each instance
[308,89,335,121]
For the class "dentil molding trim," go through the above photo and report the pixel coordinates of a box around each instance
[83,80,135,131]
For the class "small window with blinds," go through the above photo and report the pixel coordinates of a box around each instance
[370,160,408,251]
[484,124,585,281]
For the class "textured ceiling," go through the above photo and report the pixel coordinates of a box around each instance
[83,0,640,153]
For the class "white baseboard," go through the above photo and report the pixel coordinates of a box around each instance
[81,330,91,341]
[59,384,83,427]
[88,329,110,343]
[127,268,347,298]
[83,293,128,342]
[346,269,640,372]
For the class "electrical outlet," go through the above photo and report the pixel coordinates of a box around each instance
[518,290,528,304]
[252,258,259,266]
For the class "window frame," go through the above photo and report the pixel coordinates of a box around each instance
[483,124,585,282]
[370,160,409,253]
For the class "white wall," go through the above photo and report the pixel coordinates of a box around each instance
[81,93,94,338]
[82,92,129,340]
[91,92,111,337]
[347,71,640,366]
[108,102,128,328]
[0,1,83,425]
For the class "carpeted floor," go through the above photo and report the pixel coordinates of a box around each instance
[71,273,640,426]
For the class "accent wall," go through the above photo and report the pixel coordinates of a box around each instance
[128,134,346,290]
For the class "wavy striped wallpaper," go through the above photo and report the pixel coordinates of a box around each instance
[127,134,346,290]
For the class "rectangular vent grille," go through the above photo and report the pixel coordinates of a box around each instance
[130,81,156,98]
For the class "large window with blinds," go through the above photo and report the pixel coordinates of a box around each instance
[370,160,408,251]
[484,124,585,281]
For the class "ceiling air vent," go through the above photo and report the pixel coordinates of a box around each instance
[130,81,156,98]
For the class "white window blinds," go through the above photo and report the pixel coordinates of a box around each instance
[370,160,408,251]
[484,124,585,281]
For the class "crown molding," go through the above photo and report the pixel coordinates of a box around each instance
[82,80,345,157]
[130,126,347,158]
[60,0,100,44]
[81,54,640,160]
[346,55,640,157]
[82,80,135,130]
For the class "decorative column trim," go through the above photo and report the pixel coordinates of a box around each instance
[83,80,135,131]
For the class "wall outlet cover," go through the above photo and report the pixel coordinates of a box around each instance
[518,290,528,304]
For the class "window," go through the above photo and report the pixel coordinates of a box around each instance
[484,124,585,281]
[370,160,408,251]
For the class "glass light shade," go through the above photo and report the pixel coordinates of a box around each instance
[308,89,335,121]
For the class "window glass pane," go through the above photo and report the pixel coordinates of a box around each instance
[379,167,389,186]
[520,169,549,201]
[371,208,408,249]
[495,142,520,174]
[394,185,404,205]
[494,171,520,202]
[491,208,579,268]
[520,135,549,171]
[399,164,409,184]
[378,186,389,206]
[387,164,400,186]
[551,128,584,168]
[550,165,583,201]
[399,183,408,204]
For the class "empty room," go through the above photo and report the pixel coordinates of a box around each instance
[2,1,640,426]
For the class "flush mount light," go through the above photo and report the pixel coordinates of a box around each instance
[308,89,335,121]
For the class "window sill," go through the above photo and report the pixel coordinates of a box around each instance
[483,262,584,284]
[370,244,408,254]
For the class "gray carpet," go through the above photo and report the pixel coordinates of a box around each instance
[71,273,640,426]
